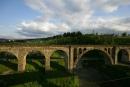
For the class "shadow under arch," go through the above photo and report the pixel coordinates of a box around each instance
[50,50,68,72]
[0,51,18,74]
[25,50,45,72]
[118,49,129,63]
[75,49,113,70]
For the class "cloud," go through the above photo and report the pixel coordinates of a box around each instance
[18,0,92,37]
[93,0,130,13]
[17,21,70,37]
[17,0,130,38]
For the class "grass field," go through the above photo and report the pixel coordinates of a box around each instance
[0,59,79,87]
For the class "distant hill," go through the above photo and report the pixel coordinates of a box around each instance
[1,31,130,45]
[0,38,9,42]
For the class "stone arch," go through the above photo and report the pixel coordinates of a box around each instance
[0,51,18,73]
[50,50,68,70]
[0,50,18,59]
[117,49,129,63]
[74,49,114,68]
[25,50,45,71]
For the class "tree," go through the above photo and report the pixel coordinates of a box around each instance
[121,32,127,37]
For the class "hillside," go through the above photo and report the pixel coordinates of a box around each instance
[1,32,130,45]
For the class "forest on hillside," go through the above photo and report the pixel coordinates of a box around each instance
[1,31,130,45]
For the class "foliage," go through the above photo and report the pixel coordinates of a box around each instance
[1,31,130,45]
[121,32,127,37]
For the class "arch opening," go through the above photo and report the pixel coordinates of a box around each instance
[108,48,111,54]
[117,49,129,64]
[74,48,77,62]
[26,50,45,72]
[0,51,17,74]
[50,50,68,72]
[76,49,112,70]
[79,48,82,54]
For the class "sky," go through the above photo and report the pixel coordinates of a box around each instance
[0,0,130,39]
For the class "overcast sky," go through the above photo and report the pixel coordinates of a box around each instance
[0,0,130,39]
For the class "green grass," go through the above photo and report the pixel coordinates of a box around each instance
[25,60,44,72]
[0,64,12,74]
[0,51,79,87]
[0,59,79,87]
[0,61,17,74]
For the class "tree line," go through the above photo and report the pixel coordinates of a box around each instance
[1,31,130,45]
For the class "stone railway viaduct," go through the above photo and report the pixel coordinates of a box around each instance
[0,45,130,72]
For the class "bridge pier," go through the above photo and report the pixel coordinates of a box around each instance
[45,55,51,71]
[17,49,28,72]
[18,58,26,72]
[18,53,26,72]
[115,54,118,64]
[69,47,74,72]
[114,47,119,64]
